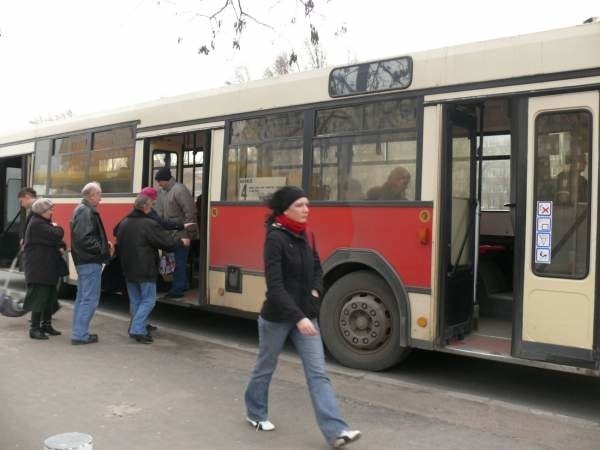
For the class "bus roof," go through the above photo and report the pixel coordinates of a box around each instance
[2,21,599,146]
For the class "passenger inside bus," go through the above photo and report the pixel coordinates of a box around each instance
[341,178,364,200]
[555,151,588,205]
[366,166,411,200]
[309,174,331,200]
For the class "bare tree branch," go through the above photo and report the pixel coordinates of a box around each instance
[240,11,275,28]
[210,0,231,20]
[164,1,334,55]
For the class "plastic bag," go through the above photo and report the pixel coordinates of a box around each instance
[0,291,27,317]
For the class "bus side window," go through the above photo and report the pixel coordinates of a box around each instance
[312,99,418,202]
[533,110,592,278]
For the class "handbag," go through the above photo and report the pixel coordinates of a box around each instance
[159,251,176,281]
[57,252,69,277]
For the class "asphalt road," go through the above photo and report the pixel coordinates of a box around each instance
[5,299,599,450]
[5,272,600,425]
[98,292,600,425]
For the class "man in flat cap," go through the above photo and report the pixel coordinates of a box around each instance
[116,195,190,343]
[154,168,196,298]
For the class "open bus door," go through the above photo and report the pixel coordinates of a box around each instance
[516,91,599,368]
[0,154,27,267]
[439,105,478,342]
[142,129,216,306]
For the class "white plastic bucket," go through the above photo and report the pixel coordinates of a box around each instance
[44,432,93,450]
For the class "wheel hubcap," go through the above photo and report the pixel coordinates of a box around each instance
[338,293,390,350]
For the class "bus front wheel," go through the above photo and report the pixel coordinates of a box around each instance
[320,271,410,371]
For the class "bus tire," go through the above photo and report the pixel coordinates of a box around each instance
[320,270,410,371]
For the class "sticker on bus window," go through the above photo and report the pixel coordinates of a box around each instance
[535,201,553,265]
[536,232,551,248]
[535,248,551,264]
[239,177,287,201]
[537,201,552,216]
[536,217,552,232]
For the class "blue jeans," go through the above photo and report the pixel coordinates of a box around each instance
[168,246,189,296]
[72,263,102,341]
[127,281,157,335]
[245,317,348,444]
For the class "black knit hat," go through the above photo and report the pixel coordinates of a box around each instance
[267,186,307,214]
[155,167,172,181]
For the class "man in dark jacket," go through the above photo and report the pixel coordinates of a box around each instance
[70,182,113,345]
[18,187,37,244]
[103,186,184,296]
[17,187,37,273]
[116,195,190,343]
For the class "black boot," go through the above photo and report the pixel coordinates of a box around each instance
[29,322,48,339]
[41,321,62,336]
[29,312,48,340]
[30,327,49,340]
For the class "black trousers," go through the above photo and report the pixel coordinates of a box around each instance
[30,303,55,328]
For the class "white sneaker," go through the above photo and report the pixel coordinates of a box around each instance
[246,417,276,431]
[332,430,361,448]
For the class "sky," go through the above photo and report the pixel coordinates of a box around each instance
[0,0,599,135]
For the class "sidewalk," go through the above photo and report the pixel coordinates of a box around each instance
[1,305,599,450]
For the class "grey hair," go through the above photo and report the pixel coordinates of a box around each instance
[134,195,152,211]
[81,182,102,197]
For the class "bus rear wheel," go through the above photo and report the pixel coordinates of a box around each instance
[320,271,410,371]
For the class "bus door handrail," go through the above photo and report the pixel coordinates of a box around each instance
[450,199,477,278]
[0,210,21,242]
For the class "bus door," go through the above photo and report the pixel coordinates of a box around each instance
[145,130,213,304]
[518,91,599,368]
[440,106,478,342]
[0,155,26,266]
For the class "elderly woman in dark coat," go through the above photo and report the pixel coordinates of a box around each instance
[23,198,66,340]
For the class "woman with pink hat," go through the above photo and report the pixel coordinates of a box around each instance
[139,187,185,231]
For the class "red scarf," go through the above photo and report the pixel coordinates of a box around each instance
[275,214,306,235]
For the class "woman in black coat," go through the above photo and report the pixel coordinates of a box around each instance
[244,186,361,448]
[23,198,66,340]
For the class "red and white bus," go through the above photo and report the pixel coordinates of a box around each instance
[1,20,600,374]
